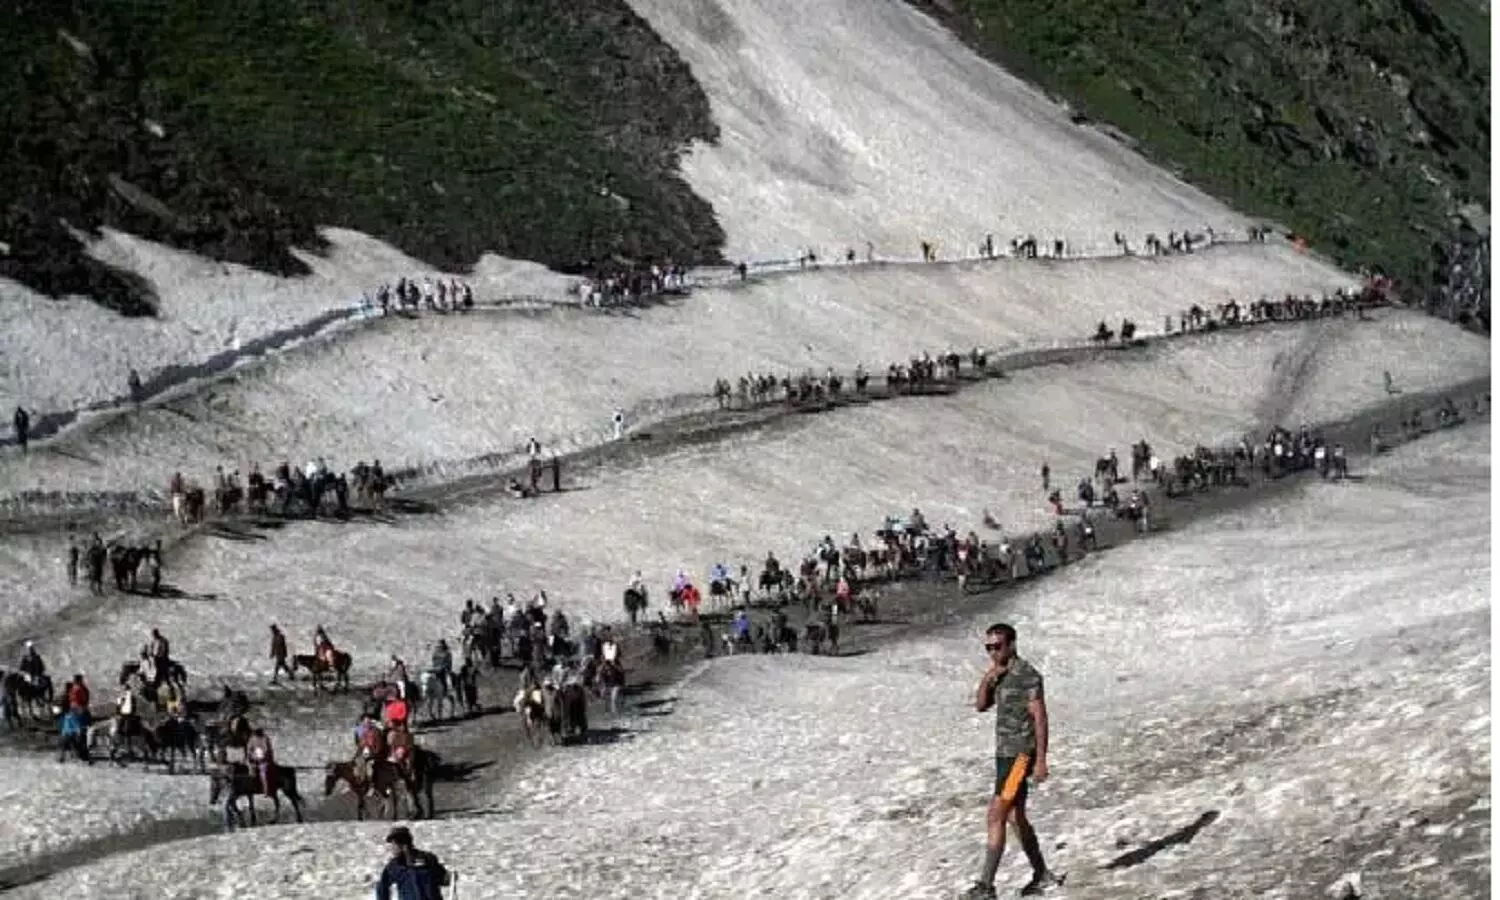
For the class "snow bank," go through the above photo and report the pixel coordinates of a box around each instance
[627,0,1258,259]
[0,227,578,417]
[14,308,1483,686]
[0,751,206,872]
[0,242,1350,499]
[17,424,1488,899]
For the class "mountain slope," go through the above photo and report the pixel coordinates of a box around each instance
[0,0,723,315]
[914,0,1491,325]
[624,0,1258,260]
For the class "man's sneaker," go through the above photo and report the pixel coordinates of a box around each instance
[1018,870,1066,896]
[960,882,998,900]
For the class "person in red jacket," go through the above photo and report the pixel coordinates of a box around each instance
[66,674,91,724]
[384,693,409,729]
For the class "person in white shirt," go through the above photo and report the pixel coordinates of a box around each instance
[612,409,626,441]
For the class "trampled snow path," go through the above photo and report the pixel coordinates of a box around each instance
[6,310,1485,692]
[16,423,1488,900]
[0,227,579,419]
[627,0,1264,261]
[0,241,1354,501]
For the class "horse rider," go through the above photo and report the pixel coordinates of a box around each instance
[136,649,158,688]
[314,626,336,668]
[386,718,416,778]
[18,641,45,688]
[148,628,171,666]
[388,655,411,696]
[353,712,386,781]
[245,727,276,796]
[383,689,410,729]
[427,641,453,690]
[115,682,141,736]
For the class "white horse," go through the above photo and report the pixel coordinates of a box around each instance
[419,670,456,723]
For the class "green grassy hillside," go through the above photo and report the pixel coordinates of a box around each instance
[0,0,724,314]
[917,0,1489,325]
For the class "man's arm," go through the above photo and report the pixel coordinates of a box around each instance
[374,864,392,900]
[1028,674,1049,781]
[1028,692,1049,761]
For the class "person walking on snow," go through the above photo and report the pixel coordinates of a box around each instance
[612,408,626,441]
[376,826,451,900]
[13,406,30,453]
[268,625,292,684]
[428,641,453,688]
[963,623,1060,899]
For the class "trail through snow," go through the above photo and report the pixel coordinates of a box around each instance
[4,311,1485,695]
[0,228,578,419]
[15,422,1487,900]
[0,243,1357,500]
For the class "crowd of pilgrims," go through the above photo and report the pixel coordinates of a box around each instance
[360,276,475,316]
[163,458,392,526]
[579,264,690,306]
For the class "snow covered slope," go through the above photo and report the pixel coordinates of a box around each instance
[7,309,1485,688]
[626,0,1261,259]
[0,228,578,418]
[0,243,1353,499]
[17,423,1488,900]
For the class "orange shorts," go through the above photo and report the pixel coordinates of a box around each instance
[994,753,1034,804]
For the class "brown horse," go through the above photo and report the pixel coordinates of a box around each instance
[324,752,434,820]
[209,762,304,828]
[203,714,252,762]
[291,651,352,691]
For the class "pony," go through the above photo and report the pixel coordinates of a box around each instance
[324,747,438,820]
[209,762,305,828]
[153,716,207,773]
[290,651,352,692]
[0,671,52,721]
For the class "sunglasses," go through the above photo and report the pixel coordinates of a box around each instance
[984,642,1005,652]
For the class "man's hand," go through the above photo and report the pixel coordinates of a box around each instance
[1032,757,1049,784]
[975,665,1003,712]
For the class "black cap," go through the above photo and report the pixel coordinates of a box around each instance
[386,827,413,847]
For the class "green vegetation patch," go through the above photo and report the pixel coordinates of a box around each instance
[0,0,725,315]
[915,0,1489,312]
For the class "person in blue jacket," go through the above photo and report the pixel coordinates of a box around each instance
[376,827,451,900]
[57,705,90,764]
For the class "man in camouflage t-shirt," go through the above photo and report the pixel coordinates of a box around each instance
[963,623,1060,899]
